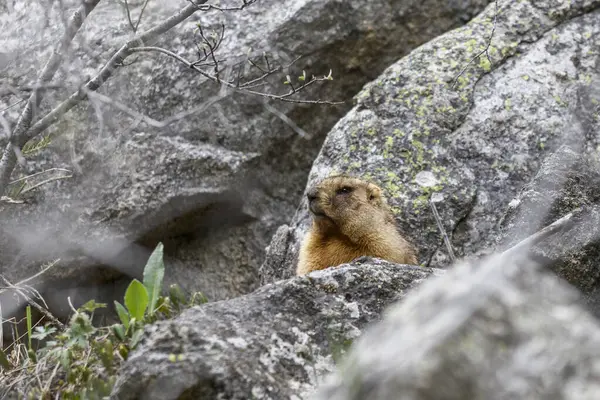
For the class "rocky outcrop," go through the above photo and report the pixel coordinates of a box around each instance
[0,0,491,321]
[493,144,600,316]
[110,260,435,400]
[260,0,600,282]
[314,254,600,400]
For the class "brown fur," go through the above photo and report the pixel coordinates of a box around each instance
[296,175,417,275]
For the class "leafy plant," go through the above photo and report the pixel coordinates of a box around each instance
[0,242,207,398]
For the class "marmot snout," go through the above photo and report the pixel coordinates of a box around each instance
[296,175,418,275]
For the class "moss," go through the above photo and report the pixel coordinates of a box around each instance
[479,56,492,72]
[383,136,394,158]
[386,181,402,199]
[465,38,479,53]
[504,98,511,111]
[456,75,470,90]
[393,128,405,137]
[356,89,370,99]
[553,95,568,107]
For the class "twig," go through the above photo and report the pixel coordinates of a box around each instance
[123,0,135,32]
[0,260,60,295]
[429,198,457,262]
[188,0,257,12]
[129,46,344,105]
[0,1,209,197]
[124,0,152,33]
[500,212,574,258]
[6,168,73,198]
[134,0,152,32]
[0,0,102,191]
[451,0,498,89]
[0,272,65,330]
[67,296,77,314]
[9,168,71,185]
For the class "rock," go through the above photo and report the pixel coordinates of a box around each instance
[314,254,600,400]
[110,259,435,400]
[0,0,491,318]
[493,144,600,316]
[260,0,600,282]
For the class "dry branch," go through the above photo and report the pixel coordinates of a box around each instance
[128,46,343,104]
[0,0,341,198]
[0,1,208,197]
[0,0,102,193]
[429,198,457,262]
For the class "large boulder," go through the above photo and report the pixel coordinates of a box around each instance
[314,254,600,400]
[110,260,435,399]
[260,0,600,283]
[0,0,491,319]
[493,144,600,316]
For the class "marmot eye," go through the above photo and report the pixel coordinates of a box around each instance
[336,186,353,195]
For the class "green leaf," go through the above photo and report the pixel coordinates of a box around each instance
[80,300,107,313]
[31,325,57,341]
[124,279,149,321]
[143,242,165,316]
[114,301,130,330]
[130,328,145,349]
[60,349,71,370]
[111,324,126,341]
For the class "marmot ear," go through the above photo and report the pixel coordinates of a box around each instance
[366,184,381,202]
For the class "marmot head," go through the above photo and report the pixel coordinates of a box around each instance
[306,175,390,230]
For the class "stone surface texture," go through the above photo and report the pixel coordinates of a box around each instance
[260,0,600,282]
[314,254,600,400]
[0,0,490,316]
[110,260,434,400]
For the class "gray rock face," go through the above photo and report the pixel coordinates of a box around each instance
[0,0,490,314]
[314,254,600,400]
[260,0,600,282]
[493,144,600,316]
[110,260,434,400]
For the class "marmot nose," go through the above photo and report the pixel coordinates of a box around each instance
[306,188,318,202]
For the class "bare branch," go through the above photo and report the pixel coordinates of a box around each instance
[188,0,258,12]
[124,0,152,33]
[134,0,152,32]
[123,0,136,32]
[429,198,457,263]
[0,1,208,196]
[452,0,498,89]
[2,168,73,201]
[0,260,66,330]
[129,46,344,104]
[0,0,102,194]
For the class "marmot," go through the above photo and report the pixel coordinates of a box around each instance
[296,175,418,275]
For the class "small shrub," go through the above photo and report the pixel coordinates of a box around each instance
[0,242,207,398]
